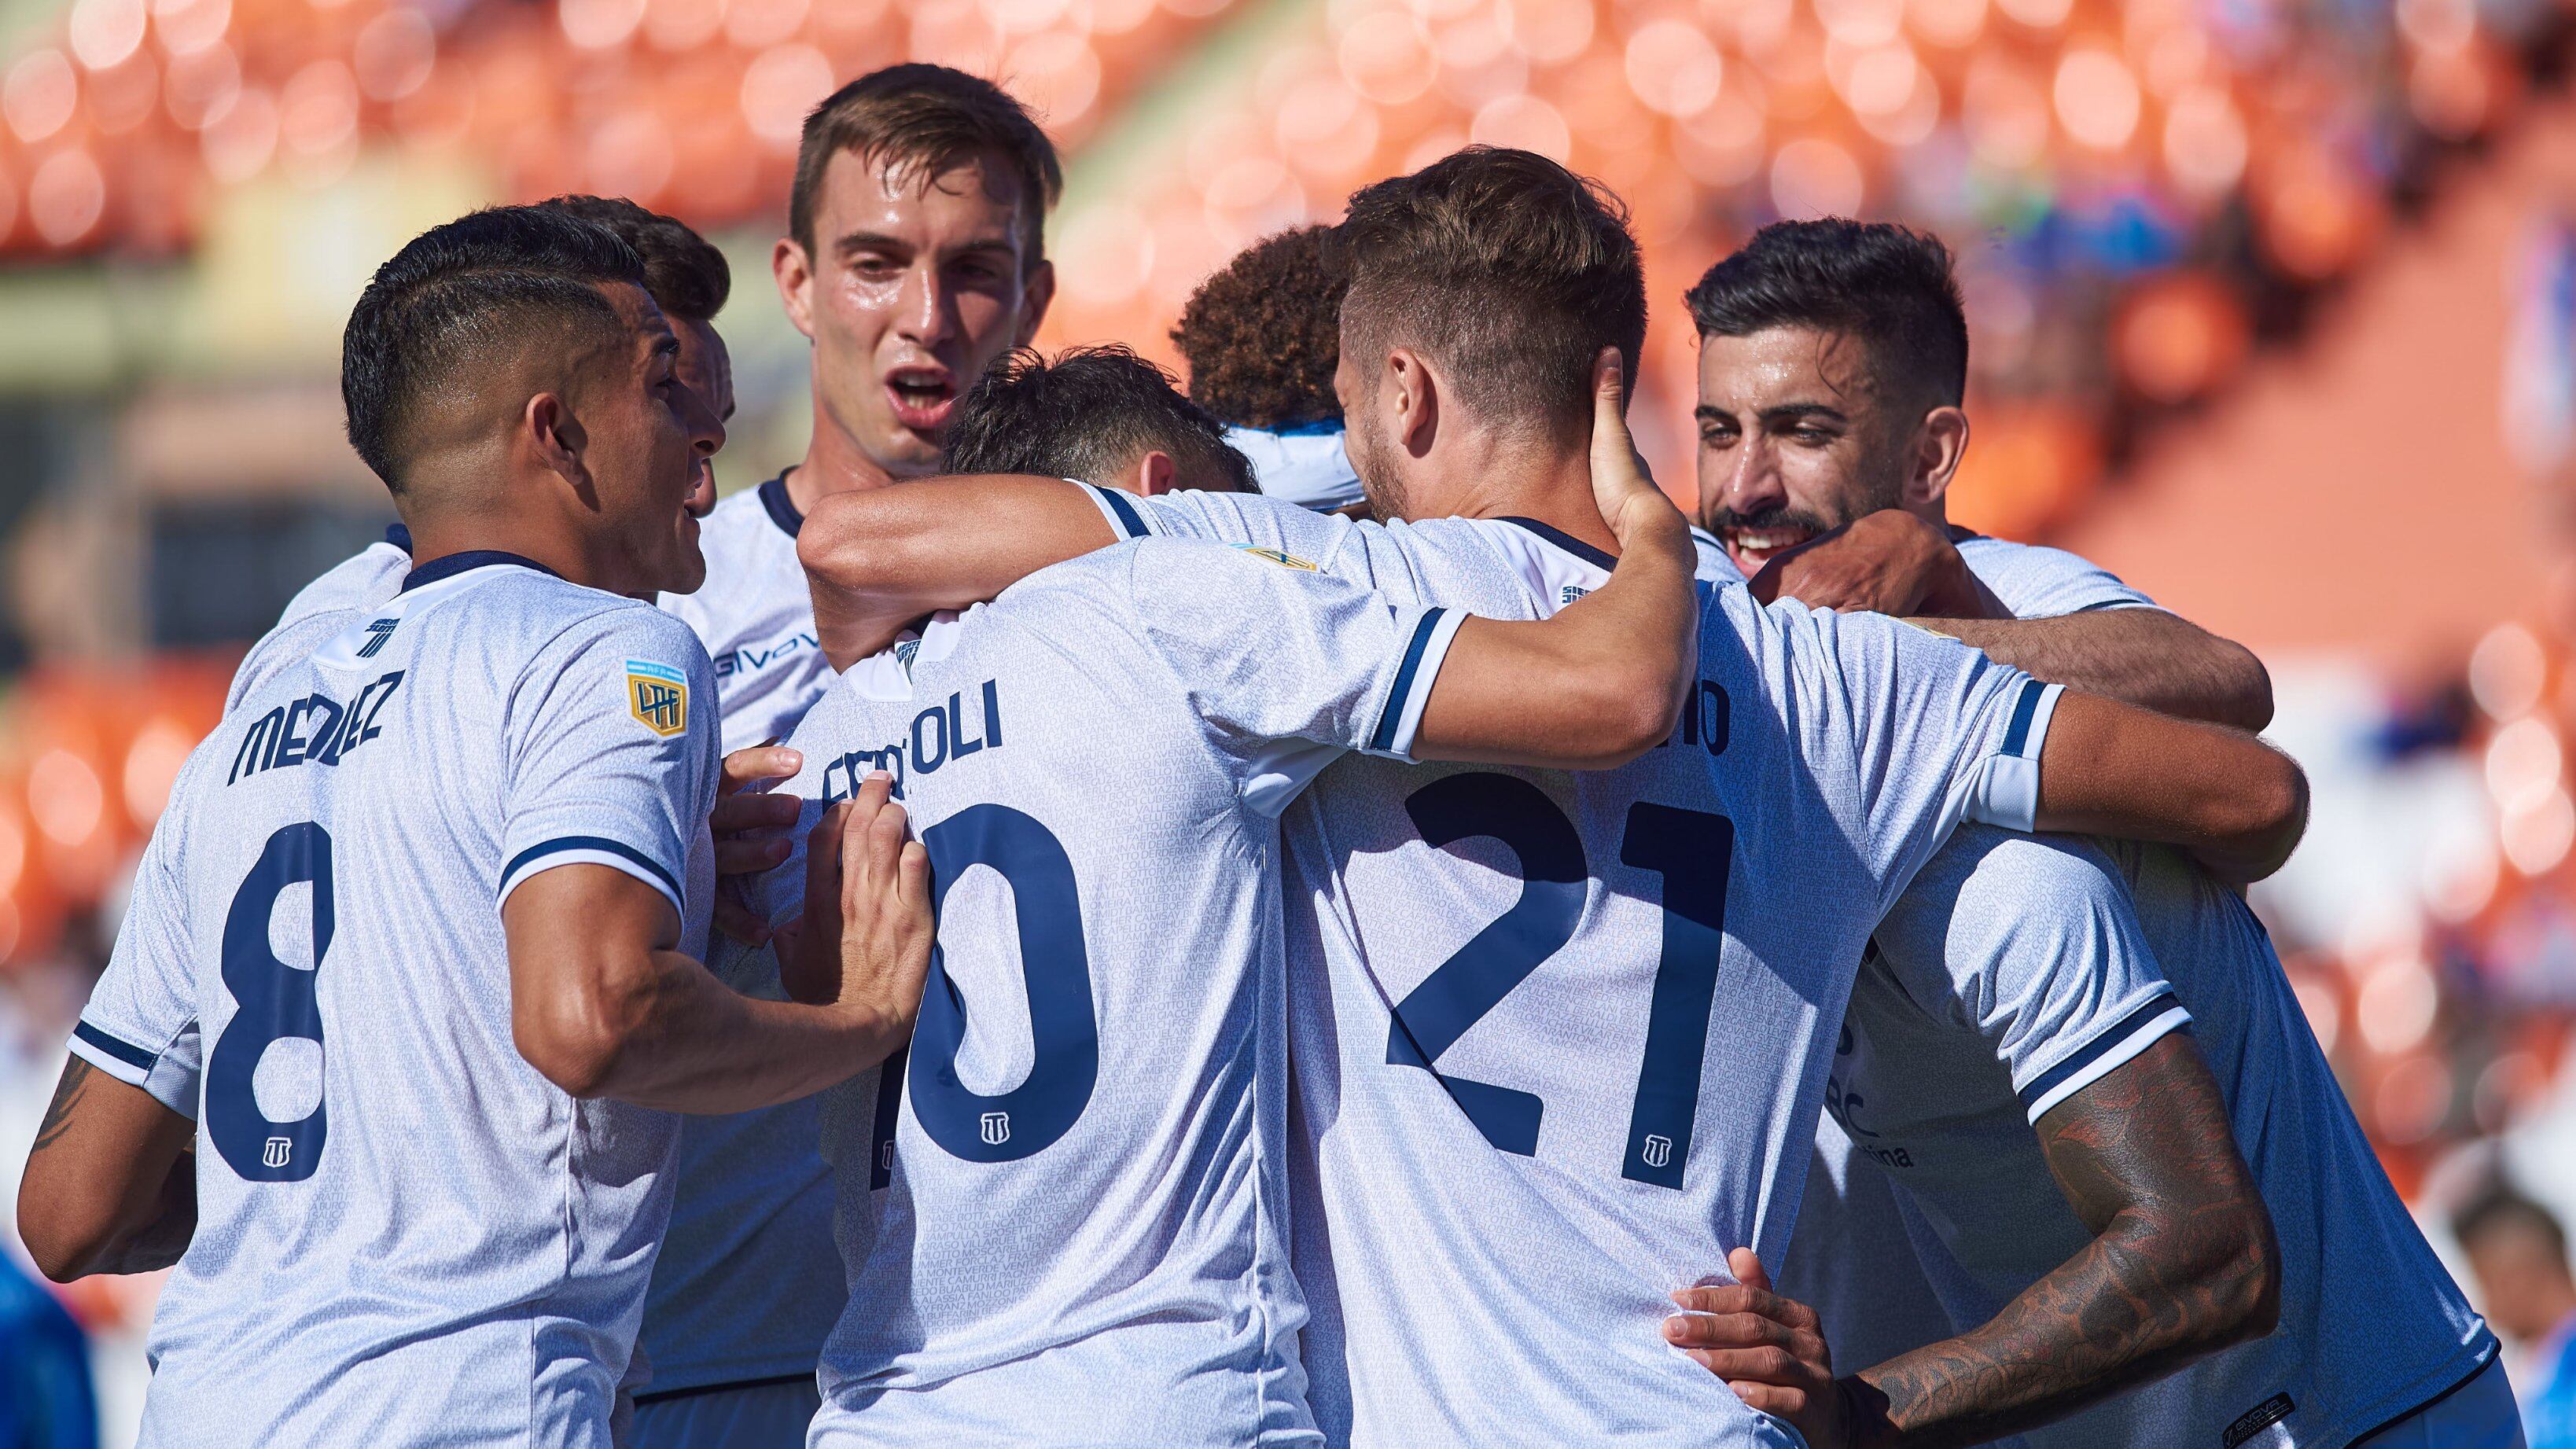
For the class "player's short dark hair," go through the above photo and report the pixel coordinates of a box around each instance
[1684,219,1969,410]
[2455,1185,2570,1263]
[1337,146,1644,444]
[543,194,730,322]
[341,204,646,491]
[945,344,1255,492]
[790,64,1062,263]
[1170,225,1347,431]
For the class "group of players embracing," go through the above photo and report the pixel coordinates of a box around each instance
[11,60,2524,1449]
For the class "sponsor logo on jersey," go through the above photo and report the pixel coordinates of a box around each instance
[1558,584,1591,605]
[1227,542,1317,571]
[626,660,690,737]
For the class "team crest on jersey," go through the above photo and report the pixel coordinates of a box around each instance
[1227,542,1317,571]
[624,660,690,737]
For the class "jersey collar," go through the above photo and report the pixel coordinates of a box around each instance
[1497,516,1617,572]
[399,550,561,592]
[759,473,804,538]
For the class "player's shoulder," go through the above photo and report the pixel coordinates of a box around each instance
[1912,822,2125,904]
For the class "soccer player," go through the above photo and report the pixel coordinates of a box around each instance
[13,207,926,1448]
[1168,224,1366,512]
[793,147,2306,1446]
[662,65,1061,761]
[738,351,1701,1445]
[1658,220,2505,1447]
[944,344,1257,495]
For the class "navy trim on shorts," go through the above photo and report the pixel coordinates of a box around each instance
[503,836,682,903]
[1095,485,1150,539]
[2015,990,2182,1112]
[72,1021,157,1072]
[758,474,803,538]
[2345,1335,2503,1447]
[631,1371,815,1406]
[1499,516,1617,572]
[400,550,558,592]
[1369,609,1448,753]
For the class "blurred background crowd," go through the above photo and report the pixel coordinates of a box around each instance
[1,0,2574,1439]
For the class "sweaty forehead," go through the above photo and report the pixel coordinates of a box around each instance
[819,146,1030,252]
[1695,325,1885,411]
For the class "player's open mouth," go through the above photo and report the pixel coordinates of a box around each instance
[887,369,958,432]
[1720,526,1817,572]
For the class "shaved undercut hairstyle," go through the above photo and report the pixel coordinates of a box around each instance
[945,344,1256,493]
[1170,224,1348,430]
[1337,146,1645,443]
[340,204,646,491]
[790,64,1063,264]
[544,194,731,323]
[1684,219,1969,409]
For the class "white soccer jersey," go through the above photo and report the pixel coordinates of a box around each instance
[657,474,835,753]
[639,477,848,1403]
[223,526,411,712]
[70,553,722,1449]
[1842,836,2498,1447]
[1952,528,2160,616]
[1102,487,2059,1447]
[781,538,1462,1447]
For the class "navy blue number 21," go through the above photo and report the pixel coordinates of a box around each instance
[205,822,336,1182]
[902,803,1100,1164]
[1386,777,1732,1190]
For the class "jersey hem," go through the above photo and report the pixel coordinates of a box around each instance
[2017,992,2190,1121]
[2337,1329,2503,1447]
[69,1020,157,1081]
[500,837,686,916]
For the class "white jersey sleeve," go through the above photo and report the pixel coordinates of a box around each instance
[1955,535,2158,617]
[1784,601,2063,899]
[1865,827,2188,1122]
[1082,483,1368,571]
[498,608,722,918]
[1124,538,1463,770]
[70,782,210,1116]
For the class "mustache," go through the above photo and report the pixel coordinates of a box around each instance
[1702,505,1838,537]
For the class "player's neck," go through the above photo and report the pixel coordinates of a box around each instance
[1417,447,1619,556]
[790,408,911,517]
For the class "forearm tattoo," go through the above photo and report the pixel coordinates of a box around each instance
[1854,1035,2277,1448]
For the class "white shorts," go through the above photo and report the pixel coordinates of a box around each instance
[2352,1355,2524,1449]
[630,1377,822,1449]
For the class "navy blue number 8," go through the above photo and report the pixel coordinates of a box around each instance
[906,804,1098,1163]
[205,822,335,1182]
[1388,777,1733,1189]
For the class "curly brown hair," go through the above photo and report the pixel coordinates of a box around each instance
[1169,225,1348,431]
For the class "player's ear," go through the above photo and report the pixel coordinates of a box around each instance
[1013,258,1055,347]
[1389,348,1440,458]
[527,392,590,491]
[1907,405,1969,509]
[773,237,817,344]
[1134,449,1179,497]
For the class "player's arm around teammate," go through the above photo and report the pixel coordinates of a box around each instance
[504,779,925,1112]
[1666,1032,2279,1449]
[1747,510,2272,731]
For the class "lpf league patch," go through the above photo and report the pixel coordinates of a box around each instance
[1227,542,1318,571]
[625,660,690,737]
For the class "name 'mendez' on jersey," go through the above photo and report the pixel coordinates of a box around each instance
[767,535,1466,1448]
[70,552,721,1449]
[1090,485,2063,1447]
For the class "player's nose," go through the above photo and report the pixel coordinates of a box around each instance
[1719,440,1785,517]
[895,265,955,347]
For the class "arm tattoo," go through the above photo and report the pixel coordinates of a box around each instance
[1849,1034,2279,1448]
[32,1055,98,1153]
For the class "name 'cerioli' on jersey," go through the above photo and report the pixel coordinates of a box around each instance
[227,670,407,785]
[818,679,1004,804]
